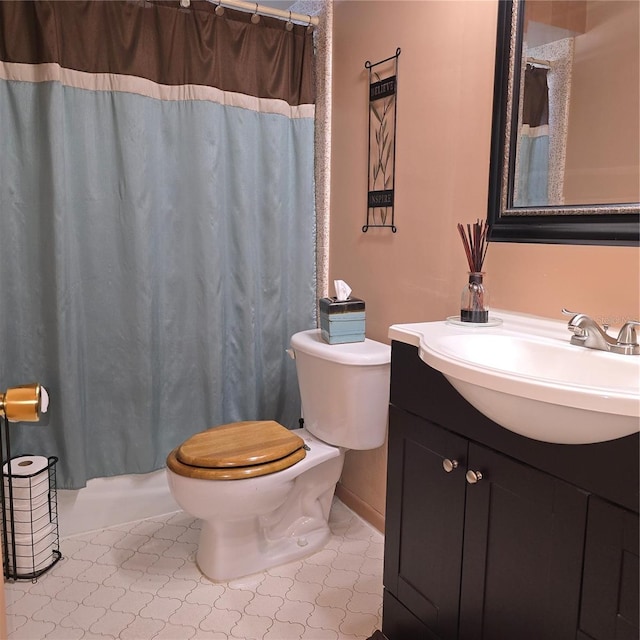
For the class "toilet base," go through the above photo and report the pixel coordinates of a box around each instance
[195,452,344,582]
[196,471,340,582]
[196,513,332,582]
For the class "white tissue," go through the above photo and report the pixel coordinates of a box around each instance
[3,455,50,503]
[8,522,55,574]
[334,280,352,301]
[40,386,50,414]
[6,499,51,535]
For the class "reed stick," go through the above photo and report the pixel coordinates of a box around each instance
[457,219,489,273]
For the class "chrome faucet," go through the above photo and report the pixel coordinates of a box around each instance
[562,309,640,355]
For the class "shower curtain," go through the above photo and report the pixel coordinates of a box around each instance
[0,0,317,488]
[515,64,550,207]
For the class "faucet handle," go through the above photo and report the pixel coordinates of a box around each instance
[562,309,588,338]
[617,321,640,346]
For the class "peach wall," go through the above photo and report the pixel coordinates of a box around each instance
[330,0,640,528]
[0,578,5,640]
[564,0,640,204]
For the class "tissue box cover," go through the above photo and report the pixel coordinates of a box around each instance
[319,297,365,344]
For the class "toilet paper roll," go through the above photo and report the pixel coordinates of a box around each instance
[10,520,52,546]
[5,499,51,535]
[4,495,48,517]
[8,523,55,575]
[3,456,50,502]
[4,488,48,511]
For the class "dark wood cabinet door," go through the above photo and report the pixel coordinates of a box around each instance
[384,406,468,640]
[459,443,588,640]
[580,497,639,640]
[382,590,440,640]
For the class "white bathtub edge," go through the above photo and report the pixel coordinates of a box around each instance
[57,469,180,538]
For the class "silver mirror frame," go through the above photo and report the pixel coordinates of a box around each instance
[487,0,640,246]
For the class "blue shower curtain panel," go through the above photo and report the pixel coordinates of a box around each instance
[515,64,550,207]
[0,58,316,488]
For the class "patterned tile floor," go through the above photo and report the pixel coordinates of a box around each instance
[5,499,384,640]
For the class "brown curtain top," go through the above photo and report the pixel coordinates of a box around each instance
[0,0,315,106]
[522,65,548,128]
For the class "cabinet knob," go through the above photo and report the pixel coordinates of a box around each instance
[465,470,483,484]
[442,458,459,473]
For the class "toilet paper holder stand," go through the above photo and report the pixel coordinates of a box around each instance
[0,384,61,581]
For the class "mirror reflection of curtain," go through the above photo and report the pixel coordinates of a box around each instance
[515,65,550,206]
[0,1,317,488]
[529,38,574,206]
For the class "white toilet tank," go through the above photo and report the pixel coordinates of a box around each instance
[290,329,391,450]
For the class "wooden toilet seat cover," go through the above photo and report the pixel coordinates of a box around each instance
[167,420,307,480]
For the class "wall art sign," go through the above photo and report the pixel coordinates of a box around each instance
[363,48,400,233]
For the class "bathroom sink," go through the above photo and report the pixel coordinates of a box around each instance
[389,311,640,445]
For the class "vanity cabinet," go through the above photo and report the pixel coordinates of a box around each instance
[382,341,640,640]
[579,497,639,640]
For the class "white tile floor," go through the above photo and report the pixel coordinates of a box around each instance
[5,499,383,640]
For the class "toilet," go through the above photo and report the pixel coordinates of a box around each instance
[166,328,390,582]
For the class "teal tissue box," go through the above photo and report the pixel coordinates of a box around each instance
[319,297,365,344]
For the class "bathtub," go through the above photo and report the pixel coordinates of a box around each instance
[57,469,179,538]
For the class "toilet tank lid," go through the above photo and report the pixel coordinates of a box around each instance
[291,329,390,366]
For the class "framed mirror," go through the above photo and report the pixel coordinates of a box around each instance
[487,0,640,245]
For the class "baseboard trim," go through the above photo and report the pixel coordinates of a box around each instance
[335,483,385,533]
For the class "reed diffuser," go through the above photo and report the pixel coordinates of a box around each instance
[457,219,489,323]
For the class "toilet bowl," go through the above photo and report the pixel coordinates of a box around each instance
[166,329,390,582]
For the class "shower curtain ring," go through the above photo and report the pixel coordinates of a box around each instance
[215,0,224,16]
[251,3,260,23]
[306,14,314,32]
[285,10,293,30]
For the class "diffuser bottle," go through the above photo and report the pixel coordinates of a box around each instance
[460,272,489,323]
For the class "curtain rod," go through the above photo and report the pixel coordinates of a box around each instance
[526,56,551,68]
[184,0,320,26]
